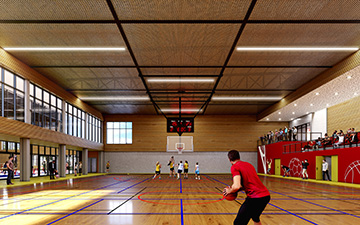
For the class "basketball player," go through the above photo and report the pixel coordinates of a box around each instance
[153,161,161,179]
[302,159,309,179]
[223,150,270,225]
[184,160,189,179]
[177,161,184,179]
[281,165,290,177]
[168,156,176,178]
[194,162,200,180]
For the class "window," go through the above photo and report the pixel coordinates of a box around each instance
[0,68,25,121]
[107,122,132,144]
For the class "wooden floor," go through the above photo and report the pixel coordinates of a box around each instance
[1,174,360,225]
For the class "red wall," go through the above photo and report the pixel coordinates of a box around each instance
[258,142,360,184]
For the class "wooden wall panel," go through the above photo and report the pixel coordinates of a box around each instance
[0,116,103,150]
[0,48,102,119]
[327,95,360,134]
[104,115,288,152]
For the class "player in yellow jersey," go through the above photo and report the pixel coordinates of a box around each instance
[168,156,176,178]
[153,161,161,179]
[184,160,189,179]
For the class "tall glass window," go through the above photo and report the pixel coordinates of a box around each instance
[0,68,25,121]
[30,83,62,131]
[106,122,132,144]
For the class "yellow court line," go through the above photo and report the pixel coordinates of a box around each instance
[259,173,360,189]
[0,173,106,189]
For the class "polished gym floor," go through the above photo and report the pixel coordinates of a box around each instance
[1,174,360,225]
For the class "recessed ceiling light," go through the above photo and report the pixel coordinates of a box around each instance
[315,92,319,95]
[355,92,358,96]
[292,112,295,114]
[291,118,294,120]
[306,112,309,114]
[147,78,215,82]
[278,112,281,114]
[161,109,201,112]
[236,47,359,51]
[278,118,281,120]
[266,118,269,121]
[294,104,297,106]
[326,103,329,106]
[79,96,149,101]
[212,96,282,101]
[335,92,339,95]
[347,75,352,79]
[3,47,126,51]
[310,103,313,106]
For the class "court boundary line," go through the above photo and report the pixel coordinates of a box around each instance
[108,187,147,215]
[180,199,184,225]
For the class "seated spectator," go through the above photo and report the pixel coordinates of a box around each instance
[322,133,332,146]
[334,133,344,148]
[332,130,338,140]
[350,129,358,146]
[315,137,322,149]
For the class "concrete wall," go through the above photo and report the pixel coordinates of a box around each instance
[104,151,257,174]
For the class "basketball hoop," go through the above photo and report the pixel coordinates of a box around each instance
[176,143,184,154]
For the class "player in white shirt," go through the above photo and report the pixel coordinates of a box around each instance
[177,161,184,179]
[195,162,200,180]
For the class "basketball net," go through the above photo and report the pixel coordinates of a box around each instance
[176,143,184,154]
[258,145,267,174]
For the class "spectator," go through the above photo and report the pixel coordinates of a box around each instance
[332,130,338,140]
[293,127,297,141]
[323,133,332,146]
[315,137,322,149]
[322,159,331,181]
[334,132,344,148]
[284,126,288,141]
[288,127,293,141]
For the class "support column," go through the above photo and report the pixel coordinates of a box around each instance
[83,148,88,175]
[20,138,31,182]
[59,144,66,177]
[99,151,105,173]
[24,80,31,124]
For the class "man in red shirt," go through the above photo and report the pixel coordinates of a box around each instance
[223,150,270,225]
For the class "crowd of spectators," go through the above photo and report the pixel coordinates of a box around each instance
[259,126,298,145]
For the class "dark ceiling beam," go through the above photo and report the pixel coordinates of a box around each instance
[150,91,212,95]
[196,0,258,117]
[31,65,332,69]
[67,88,294,92]
[106,0,165,117]
[1,19,360,24]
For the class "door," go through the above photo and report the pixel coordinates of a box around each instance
[316,156,324,180]
[88,157,97,173]
[275,159,281,176]
[324,156,332,181]
[331,155,338,182]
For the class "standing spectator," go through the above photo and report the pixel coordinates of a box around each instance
[106,161,110,173]
[74,162,78,176]
[267,159,272,175]
[79,161,82,176]
[322,159,331,181]
[279,129,284,141]
[302,160,309,180]
[284,126,288,141]
[49,160,55,180]
[293,127,297,141]
[6,156,14,185]
[270,131,274,143]
[288,127,293,141]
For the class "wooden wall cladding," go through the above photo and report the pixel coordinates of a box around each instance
[0,116,103,150]
[327,95,360,134]
[0,48,102,119]
[104,114,288,152]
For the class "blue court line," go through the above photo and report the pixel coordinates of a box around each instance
[180,177,182,193]
[180,199,184,225]
[47,199,104,225]
[268,203,318,225]
[206,175,319,225]
[117,177,150,193]
[270,190,360,219]
[0,179,130,221]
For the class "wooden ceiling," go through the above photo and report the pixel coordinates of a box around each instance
[0,0,360,117]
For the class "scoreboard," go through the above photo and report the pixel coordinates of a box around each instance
[167,118,194,133]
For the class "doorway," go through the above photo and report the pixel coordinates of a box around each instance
[88,157,97,173]
[275,159,281,176]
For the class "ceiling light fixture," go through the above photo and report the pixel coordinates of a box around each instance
[335,92,339,95]
[147,78,215,82]
[347,75,352,79]
[355,92,358,96]
[236,47,359,51]
[291,118,294,120]
[278,118,282,120]
[315,92,319,95]
[292,112,295,114]
[212,96,282,101]
[310,103,313,106]
[294,104,297,106]
[79,96,149,101]
[266,118,269,121]
[3,47,126,51]
[160,109,201,112]
[278,112,281,114]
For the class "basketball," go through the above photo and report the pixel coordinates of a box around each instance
[224,192,237,201]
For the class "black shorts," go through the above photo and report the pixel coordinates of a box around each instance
[234,195,270,225]
[170,168,174,171]
[178,170,182,174]
[184,169,188,173]
[155,171,160,175]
